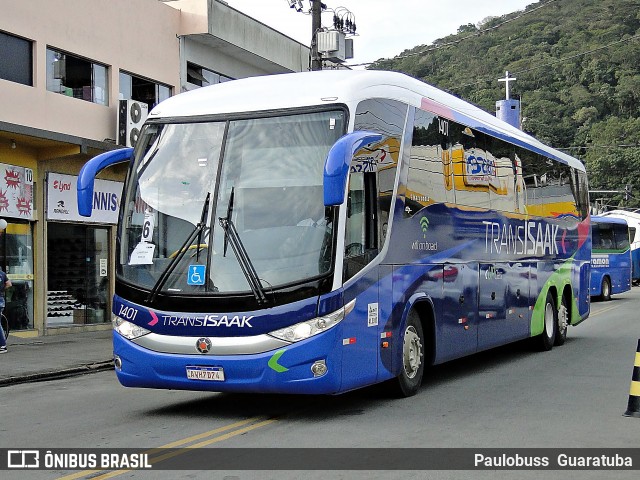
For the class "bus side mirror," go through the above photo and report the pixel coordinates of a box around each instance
[77,148,133,217]
[323,131,382,206]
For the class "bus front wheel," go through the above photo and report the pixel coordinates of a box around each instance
[389,310,425,397]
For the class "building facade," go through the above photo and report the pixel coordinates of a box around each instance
[0,0,309,336]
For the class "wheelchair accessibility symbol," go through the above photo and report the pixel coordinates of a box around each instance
[187,265,206,285]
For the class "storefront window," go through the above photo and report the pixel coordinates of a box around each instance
[0,221,34,330]
[47,223,110,327]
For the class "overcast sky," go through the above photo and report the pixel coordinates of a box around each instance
[222,0,536,66]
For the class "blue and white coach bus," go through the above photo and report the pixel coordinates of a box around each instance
[590,215,632,300]
[77,71,591,397]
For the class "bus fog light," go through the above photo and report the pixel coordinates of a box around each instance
[311,360,327,377]
[114,355,122,370]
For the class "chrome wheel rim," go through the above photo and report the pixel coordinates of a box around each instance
[602,280,610,298]
[403,325,422,379]
[558,302,568,336]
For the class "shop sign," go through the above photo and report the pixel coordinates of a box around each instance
[0,163,34,220]
[47,173,123,224]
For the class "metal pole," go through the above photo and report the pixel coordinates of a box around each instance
[310,0,322,71]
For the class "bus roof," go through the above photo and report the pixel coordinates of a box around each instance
[149,70,584,171]
[592,215,629,225]
[600,210,640,225]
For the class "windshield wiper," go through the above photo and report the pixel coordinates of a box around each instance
[146,193,211,304]
[219,188,268,305]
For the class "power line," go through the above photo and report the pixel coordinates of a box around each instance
[347,0,558,67]
[557,144,640,150]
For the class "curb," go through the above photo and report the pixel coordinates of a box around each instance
[0,360,114,387]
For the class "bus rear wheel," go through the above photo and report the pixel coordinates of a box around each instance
[554,294,569,346]
[389,310,425,397]
[536,291,557,351]
[600,277,611,301]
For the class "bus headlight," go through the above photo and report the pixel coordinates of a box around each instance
[268,299,355,343]
[113,315,151,340]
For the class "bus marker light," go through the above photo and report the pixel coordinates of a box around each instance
[458,317,467,324]
[381,341,389,349]
[342,338,356,345]
[380,331,392,338]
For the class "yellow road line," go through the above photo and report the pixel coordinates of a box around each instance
[56,416,274,480]
[589,304,620,318]
[91,418,278,480]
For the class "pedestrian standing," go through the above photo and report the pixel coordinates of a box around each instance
[0,266,12,353]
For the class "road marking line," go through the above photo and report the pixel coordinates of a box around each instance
[55,416,273,480]
[89,418,277,480]
[589,304,620,317]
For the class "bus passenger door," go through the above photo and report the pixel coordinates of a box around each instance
[340,171,380,391]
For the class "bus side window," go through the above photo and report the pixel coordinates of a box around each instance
[344,171,378,281]
[354,98,406,249]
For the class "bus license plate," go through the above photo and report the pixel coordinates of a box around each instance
[186,366,225,381]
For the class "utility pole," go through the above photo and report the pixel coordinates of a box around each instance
[310,0,322,71]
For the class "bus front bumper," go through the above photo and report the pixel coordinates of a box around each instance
[112,330,343,394]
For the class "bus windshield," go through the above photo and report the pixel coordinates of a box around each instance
[119,110,346,295]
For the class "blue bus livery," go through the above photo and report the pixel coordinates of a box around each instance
[77,71,590,397]
[598,210,640,286]
[590,215,631,300]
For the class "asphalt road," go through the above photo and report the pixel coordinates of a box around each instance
[1,289,639,480]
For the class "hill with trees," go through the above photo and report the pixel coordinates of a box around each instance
[369,0,640,209]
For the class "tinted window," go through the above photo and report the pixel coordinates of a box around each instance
[592,223,617,251]
[485,135,518,212]
[354,98,407,247]
[614,223,630,250]
[0,31,32,85]
[450,126,490,210]
[629,227,636,244]
[406,108,452,213]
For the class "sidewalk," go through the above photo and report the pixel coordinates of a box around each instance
[0,329,114,387]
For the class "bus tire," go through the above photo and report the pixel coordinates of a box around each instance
[600,277,611,301]
[554,294,569,346]
[389,310,425,397]
[536,291,557,351]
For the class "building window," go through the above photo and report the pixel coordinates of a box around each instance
[46,48,108,105]
[119,71,172,111]
[186,62,233,89]
[0,31,33,86]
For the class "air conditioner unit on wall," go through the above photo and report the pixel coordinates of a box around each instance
[118,99,148,147]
